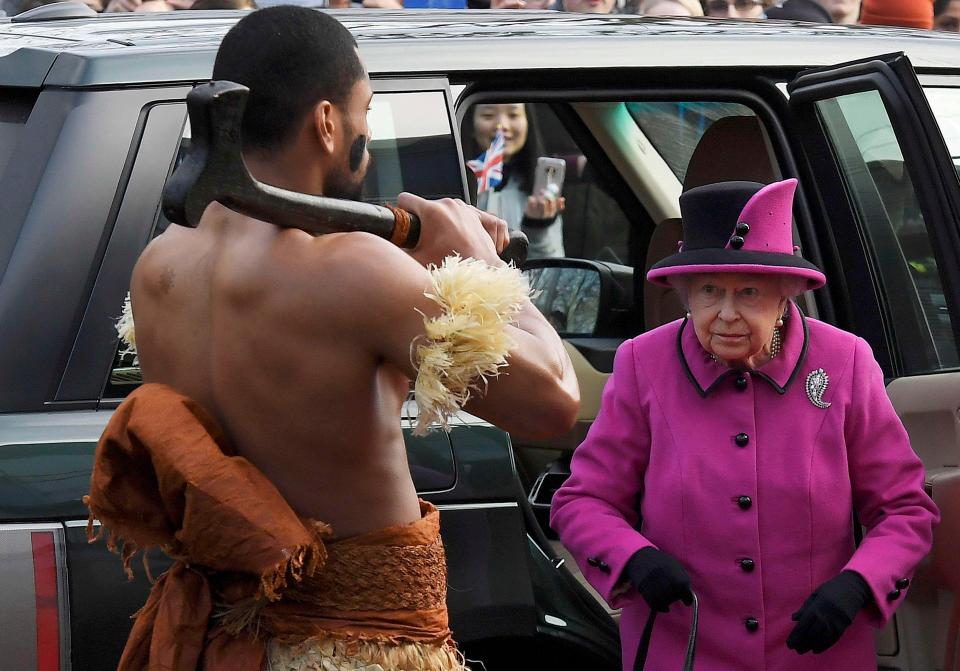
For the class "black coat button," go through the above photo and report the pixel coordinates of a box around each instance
[745,617,759,632]
[737,495,753,510]
[887,589,901,601]
[734,375,748,391]
[736,222,750,236]
[587,557,610,573]
[896,578,910,590]
[740,558,755,572]
[735,433,750,447]
[729,235,745,250]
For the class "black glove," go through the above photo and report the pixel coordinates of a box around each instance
[787,570,873,655]
[624,547,693,613]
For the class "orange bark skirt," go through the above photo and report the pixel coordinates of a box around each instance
[84,384,467,671]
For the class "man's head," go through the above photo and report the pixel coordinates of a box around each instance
[812,0,860,22]
[703,0,767,18]
[935,0,960,30]
[213,7,372,199]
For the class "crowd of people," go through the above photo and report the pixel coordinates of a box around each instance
[486,0,957,30]
[10,0,960,33]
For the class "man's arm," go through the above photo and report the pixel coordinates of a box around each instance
[318,198,578,440]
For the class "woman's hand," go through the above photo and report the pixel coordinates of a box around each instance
[524,195,565,221]
[624,547,693,613]
[787,571,872,654]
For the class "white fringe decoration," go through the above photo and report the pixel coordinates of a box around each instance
[116,292,138,364]
[268,636,471,671]
[413,256,529,436]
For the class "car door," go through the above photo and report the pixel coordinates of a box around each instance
[786,52,960,671]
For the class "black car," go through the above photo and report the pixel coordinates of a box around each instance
[0,8,959,671]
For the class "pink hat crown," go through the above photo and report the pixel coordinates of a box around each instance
[645,177,826,290]
[724,178,797,254]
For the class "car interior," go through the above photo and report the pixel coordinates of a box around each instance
[460,94,959,670]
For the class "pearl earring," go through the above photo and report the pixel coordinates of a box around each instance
[686,312,692,319]
[776,317,784,328]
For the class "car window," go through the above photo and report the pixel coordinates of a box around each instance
[924,87,960,176]
[461,99,787,337]
[362,91,464,204]
[626,101,757,184]
[816,90,959,373]
[105,89,465,400]
[461,102,633,265]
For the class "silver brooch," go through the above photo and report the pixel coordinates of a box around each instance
[805,368,831,409]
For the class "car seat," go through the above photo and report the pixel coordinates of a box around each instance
[643,116,780,331]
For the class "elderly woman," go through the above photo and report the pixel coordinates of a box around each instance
[551,179,939,670]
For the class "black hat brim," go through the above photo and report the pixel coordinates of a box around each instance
[647,248,826,290]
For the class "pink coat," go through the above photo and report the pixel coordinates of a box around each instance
[551,303,939,671]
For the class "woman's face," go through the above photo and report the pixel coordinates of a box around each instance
[704,0,765,18]
[686,273,787,368]
[472,104,529,160]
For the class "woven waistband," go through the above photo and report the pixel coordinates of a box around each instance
[285,529,447,612]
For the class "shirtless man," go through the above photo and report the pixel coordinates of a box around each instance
[93,8,578,670]
[132,8,577,539]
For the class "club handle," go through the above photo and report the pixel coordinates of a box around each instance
[390,209,528,267]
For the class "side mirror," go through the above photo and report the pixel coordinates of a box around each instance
[523,258,635,338]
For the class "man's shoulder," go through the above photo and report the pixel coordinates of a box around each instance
[302,231,426,292]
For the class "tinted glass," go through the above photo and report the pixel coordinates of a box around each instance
[363,91,463,204]
[924,87,960,175]
[817,90,959,372]
[626,101,756,184]
[461,102,633,265]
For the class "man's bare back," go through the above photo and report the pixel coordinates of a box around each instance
[131,198,578,538]
[130,13,577,539]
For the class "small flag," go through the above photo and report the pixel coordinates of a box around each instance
[467,129,505,194]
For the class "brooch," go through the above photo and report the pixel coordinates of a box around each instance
[805,368,831,409]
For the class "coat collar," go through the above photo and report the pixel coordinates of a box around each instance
[678,301,809,397]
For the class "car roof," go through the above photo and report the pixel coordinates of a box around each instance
[2,9,960,88]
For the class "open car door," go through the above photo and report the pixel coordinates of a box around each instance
[787,53,960,671]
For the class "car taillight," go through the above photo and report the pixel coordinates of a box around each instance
[0,524,69,671]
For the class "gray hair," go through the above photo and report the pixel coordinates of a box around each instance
[670,273,807,310]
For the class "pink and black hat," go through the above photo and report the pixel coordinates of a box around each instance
[646,179,826,290]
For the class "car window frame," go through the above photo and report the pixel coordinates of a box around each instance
[456,84,836,336]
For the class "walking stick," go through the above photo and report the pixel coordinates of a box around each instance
[634,591,698,671]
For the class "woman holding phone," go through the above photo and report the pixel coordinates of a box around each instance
[466,103,566,259]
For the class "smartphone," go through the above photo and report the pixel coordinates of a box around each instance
[532,156,566,200]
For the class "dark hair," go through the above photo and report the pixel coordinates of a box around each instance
[213,7,365,153]
[935,0,952,15]
[193,0,257,9]
[463,103,545,194]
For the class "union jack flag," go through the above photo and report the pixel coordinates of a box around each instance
[467,129,505,194]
